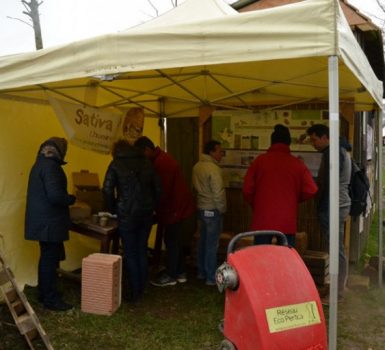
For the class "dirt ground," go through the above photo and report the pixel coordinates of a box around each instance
[330,275,385,350]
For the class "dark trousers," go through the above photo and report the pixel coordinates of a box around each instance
[164,222,185,278]
[319,206,350,296]
[38,241,65,305]
[119,218,152,300]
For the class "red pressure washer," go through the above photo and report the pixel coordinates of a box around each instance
[216,231,327,350]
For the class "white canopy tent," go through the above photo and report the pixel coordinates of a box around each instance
[0,0,382,111]
[0,0,383,348]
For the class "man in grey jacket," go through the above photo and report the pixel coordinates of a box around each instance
[192,140,226,286]
[307,124,351,301]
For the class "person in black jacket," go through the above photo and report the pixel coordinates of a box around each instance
[25,137,76,311]
[103,140,161,302]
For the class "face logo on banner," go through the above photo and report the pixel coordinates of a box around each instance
[122,108,144,144]
[48,97,122,154]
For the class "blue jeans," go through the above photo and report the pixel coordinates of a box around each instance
[164,221,185,278]
[318,206,350,296]
[119,218,152,300]
[197,210,222,284]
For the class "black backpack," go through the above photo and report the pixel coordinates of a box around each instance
[349,159,371,218]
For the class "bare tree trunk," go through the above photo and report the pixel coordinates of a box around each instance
[22,0,44,50]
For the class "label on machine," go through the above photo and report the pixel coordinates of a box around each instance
[265,301,321,333]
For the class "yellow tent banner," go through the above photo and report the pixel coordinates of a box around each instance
[49,97,122,154]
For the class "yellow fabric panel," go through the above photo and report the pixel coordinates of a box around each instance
[0,98,160,288]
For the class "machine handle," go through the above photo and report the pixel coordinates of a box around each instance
[227,230,288,255]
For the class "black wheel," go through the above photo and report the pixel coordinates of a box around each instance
[220,339,236,350]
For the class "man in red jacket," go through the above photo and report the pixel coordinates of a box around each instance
[134,136,195,286]
[242,124,318,246]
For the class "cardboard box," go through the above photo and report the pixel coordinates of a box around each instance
[69,201,92,222]
[72,170,105,214]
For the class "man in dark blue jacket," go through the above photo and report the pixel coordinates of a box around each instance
[25,137,76,311]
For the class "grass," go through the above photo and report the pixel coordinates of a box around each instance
[1,270,225,350]
[1,246,385,349]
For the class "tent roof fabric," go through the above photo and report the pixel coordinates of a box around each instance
[0,0,382,114]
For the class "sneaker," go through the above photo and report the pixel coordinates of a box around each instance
[205,280,216,286]
[150,273,177,287]
[177,273,187,283]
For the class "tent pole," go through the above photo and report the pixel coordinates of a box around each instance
[379,108,384,287]
[159,97,167,151]
[328,55,339,350]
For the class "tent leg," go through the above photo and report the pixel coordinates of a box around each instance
[378,109,383,287]
[328,55,339,350]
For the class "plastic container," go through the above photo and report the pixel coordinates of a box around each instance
[217,231,327,350]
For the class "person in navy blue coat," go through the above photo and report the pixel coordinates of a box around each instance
[25,137,76,311]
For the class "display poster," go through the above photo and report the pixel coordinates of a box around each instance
[221,149,260,188]
[213,109,326,187]
[292,152,322,178]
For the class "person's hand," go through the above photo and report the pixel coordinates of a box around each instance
[68,194,76,205]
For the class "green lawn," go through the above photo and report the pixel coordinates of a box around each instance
[1,272,225,350]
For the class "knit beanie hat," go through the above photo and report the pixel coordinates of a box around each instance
[271,124,291,146]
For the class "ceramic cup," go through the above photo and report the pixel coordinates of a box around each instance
[99,216,109,227]
[91,214,99,224]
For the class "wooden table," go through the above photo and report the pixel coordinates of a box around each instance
[70,219,120,254]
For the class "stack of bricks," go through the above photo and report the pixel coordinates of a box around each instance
[81,253,122,316]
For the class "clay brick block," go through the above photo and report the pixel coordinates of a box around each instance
[81,253,122,316]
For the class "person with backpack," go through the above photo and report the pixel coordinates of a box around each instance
[307,124,351,301]
[103,140,161,302]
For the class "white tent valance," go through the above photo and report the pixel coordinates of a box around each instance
[0,0,382,114]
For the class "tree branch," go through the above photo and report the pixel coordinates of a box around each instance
[22,10,33,19]
[21,0,31,11]
[146,0,159,17]
[376,0,385,13]
[6,16,33,28]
